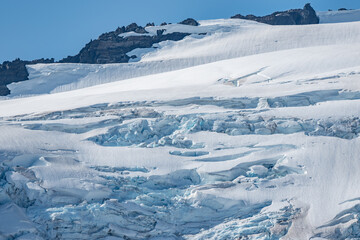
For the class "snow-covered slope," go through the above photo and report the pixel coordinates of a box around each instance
[7,18,360,97]
[1,15,360,240]
[318,9,360,23]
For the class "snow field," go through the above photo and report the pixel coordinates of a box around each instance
[1,10,360,239]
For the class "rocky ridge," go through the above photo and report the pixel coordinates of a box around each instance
[0,4,320,96]
[59,23,192,64]
[231,3,319,25]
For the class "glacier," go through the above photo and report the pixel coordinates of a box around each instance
[1,9,360,240]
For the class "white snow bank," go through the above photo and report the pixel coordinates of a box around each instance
[2,43,360,117]
[7,20,360,97]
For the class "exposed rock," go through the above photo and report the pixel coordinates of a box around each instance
[338,8,348,11]
[156,29,166,36]
[0,58,54,96]
[125,23,148,34]
[179,18,200,26]
[231,3,319,25]
[160,22,168,26]
[0,85,10,96]
[60,24,190,64]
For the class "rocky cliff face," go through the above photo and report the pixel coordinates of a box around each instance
[59,22,191,64]
[231,4,319,25]
[0,58,54,96]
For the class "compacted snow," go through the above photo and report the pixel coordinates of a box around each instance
[0,10,360,240]
[318,9,360,23]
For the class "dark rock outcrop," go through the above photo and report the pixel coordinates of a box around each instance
[60,22,191,64]
[179,18,200,26]
[125,23,148,34]
[231,3,319,25]
[0,85,10,96]
[0,58,54,96]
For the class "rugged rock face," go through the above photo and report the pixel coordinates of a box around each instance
[0,58,54,96]
[60,22,191,64]
[0,85,10,96]
[179,18,200,26]
[231,3,319,25]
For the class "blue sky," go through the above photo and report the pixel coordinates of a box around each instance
[1,0,359,63]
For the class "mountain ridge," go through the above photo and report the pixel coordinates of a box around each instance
[0,4,320,96]
[231,3,319,25]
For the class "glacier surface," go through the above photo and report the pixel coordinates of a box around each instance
[1,10,360,240]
